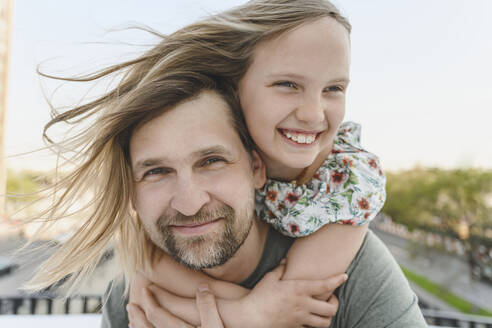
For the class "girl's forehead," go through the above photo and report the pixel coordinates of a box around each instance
[246,17,350,77]
[254,17,349,59]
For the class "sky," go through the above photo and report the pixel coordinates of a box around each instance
[4,0,492,172]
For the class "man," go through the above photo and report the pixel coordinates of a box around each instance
[100,87,427,327]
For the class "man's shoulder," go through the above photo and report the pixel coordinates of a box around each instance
[332,229,427,328]
[100,278,129,328]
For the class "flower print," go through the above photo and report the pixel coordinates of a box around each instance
[340,219,355,225]
[368,158,378,169]
[364,212,370,220]
[289,223,300,235]
[267,209,276,219]
[277,202,286,211]
[331,148,343,154]
[313,172,321,180]
[266,190,278,202]
[343,156,354,167]
[325,184,331,194]
[379,169,383,176]
[286,192,299,204]
[358,198,370,210]
[331,171,345,185]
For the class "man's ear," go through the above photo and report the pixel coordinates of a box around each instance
[251,150,266,189]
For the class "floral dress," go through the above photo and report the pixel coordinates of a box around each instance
[255,121,386,237]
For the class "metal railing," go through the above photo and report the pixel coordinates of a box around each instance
[0,295,102,315]
[2,295,492,328]
[422,309,492,328]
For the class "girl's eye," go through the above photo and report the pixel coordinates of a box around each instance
[274,81,297,89]
[325,85,345,93]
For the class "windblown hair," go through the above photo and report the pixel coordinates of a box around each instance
[24,0,351,295]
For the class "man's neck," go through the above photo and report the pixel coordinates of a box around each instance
[203,218,269,283]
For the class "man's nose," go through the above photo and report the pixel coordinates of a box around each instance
[295,93,325,124]
[170,176,211,216]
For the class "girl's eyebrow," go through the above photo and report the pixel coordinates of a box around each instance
[267,72,306,80]
[267,72,350,84]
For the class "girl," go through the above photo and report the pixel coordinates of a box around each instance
[127,0,385,327]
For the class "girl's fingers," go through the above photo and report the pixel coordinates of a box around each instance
[142,287,193,328]
[126,303,153,328]
[307,294,339,317]
[304,296,339,328]
[266,259,287,281]
[303,273,347,296]
[304,313,333,328]
[195,284,224,328]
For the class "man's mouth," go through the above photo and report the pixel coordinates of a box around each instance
[278,128,321,145]
[170,218,222,236]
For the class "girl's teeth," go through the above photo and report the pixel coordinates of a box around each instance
[283,131,316,144]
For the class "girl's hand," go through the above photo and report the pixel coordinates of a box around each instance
[239,260,346,328]
[127,284,224,328]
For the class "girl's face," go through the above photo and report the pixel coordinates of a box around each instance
[238,17,350,181]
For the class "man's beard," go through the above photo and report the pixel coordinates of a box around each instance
[151,203,253,270]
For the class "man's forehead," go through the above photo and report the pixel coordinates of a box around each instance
[130,91,244,169]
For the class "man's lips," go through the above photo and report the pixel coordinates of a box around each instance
[170,218,222,235]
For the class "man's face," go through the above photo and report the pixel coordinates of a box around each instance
[130,91,265,269]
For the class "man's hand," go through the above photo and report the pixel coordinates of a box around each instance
[127,284,224,328]
[195,284,224,328]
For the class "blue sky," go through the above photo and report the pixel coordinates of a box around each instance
[5,0,492,171]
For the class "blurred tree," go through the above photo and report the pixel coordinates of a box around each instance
[383,168,492,278]
[6,170,44,203]
[383,168,492,236]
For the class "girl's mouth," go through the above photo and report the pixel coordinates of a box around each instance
[278,128,321,145]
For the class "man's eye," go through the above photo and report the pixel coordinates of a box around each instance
[142,167,169,180]
[201,157,226,167]
[274,81,297,89]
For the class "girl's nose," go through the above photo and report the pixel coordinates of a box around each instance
[295,94,325,124]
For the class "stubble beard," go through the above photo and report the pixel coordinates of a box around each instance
[153,202,253,270]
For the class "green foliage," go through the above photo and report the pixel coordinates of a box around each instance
[6,170,45,202]
[383,168,492,236]
[401,266,492,316]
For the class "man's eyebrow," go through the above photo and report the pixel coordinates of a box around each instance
[133,146,234,171]
[133,158,166,172]
[192,145,234,158]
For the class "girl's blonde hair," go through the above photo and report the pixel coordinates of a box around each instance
[24,0,351,295]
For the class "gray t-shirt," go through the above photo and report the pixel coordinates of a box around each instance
[100,228,427,327]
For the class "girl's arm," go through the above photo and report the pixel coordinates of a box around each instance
[139,251,249,299]
[282,223,367,288]
[131,262,345,328]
